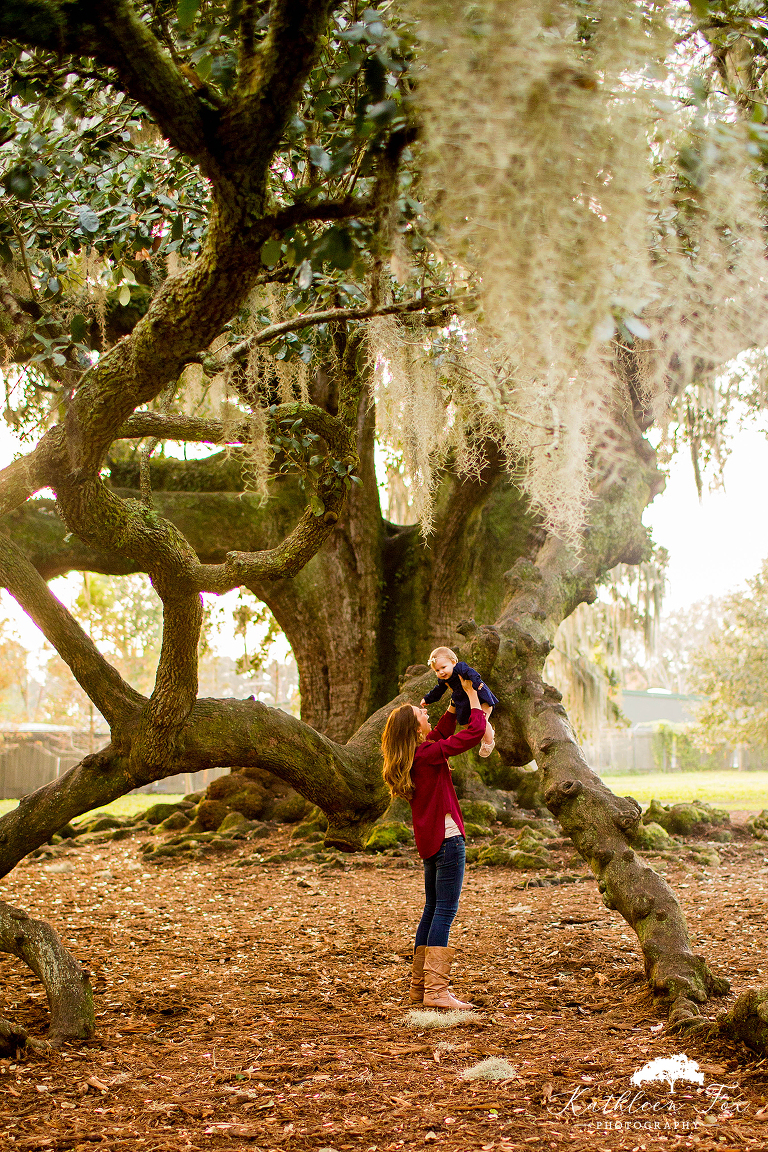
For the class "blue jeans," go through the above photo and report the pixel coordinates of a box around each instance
[414,835,466,949]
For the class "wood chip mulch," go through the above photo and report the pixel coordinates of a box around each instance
[1,826,767,1151]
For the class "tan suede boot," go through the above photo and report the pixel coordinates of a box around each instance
[423,946,473,1009]
[409,945,427,1004]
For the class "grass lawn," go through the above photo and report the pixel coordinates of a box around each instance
[0,794,185,822]
[600,769,768,811]
[1,772,766,824]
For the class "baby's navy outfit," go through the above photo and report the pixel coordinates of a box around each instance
[422,660,499,725]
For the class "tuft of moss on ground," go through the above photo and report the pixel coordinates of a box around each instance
[461,1056,516,1080]
[463,822,493,839]
[404,1008,482,1029]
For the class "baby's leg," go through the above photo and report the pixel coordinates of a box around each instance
[479,703,495,758]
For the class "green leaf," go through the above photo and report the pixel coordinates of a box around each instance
[261,238,282,266]
[177,0,200,29]
[366,99,397,125]
[327,140,355,177]
[118,284,131,307]
[624,316,651,340]
[339,23,366,43]
[70,314,88,343]
[171,215,184,241]
[330,58,363,88]
[4,166,33,200]
[78,205,100,233]
[309,494,325,517]
[308,145,332,173]
[313,226,355,270]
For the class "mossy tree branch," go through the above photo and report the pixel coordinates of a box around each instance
[0,901,94,1047]
[220,0,338,170]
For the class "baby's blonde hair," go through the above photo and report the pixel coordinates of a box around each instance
[428,646,458,669]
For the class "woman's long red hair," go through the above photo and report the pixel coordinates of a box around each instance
[381,704,420,800]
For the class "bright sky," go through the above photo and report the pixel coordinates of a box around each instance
[644,421,768,612]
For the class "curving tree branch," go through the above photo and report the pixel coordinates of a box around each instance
[220,0,339,169]
[0,1,214,169]
[0,901,94,1047]
[118,401,354,454]
[200,292,475,371]
[0,533,144,725]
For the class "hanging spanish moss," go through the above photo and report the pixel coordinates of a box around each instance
[392,0,768,542]
[544,553,667,741]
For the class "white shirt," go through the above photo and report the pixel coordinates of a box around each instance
[444,813,462,838]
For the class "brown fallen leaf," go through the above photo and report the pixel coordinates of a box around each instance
[86,1075,109,1092]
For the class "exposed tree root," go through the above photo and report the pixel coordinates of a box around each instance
[324,816,380,853]
[717,988,768,1056]
[0,901,94,1047]
[0,1017,36,1058]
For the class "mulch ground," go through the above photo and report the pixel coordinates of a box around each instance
[1,822,767,1152]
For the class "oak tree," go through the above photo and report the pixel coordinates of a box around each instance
[1,0,768,1051]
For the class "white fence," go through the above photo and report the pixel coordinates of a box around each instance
[586,731,656,775]
[585,730,768,775]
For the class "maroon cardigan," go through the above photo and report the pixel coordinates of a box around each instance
[409,708,486,859]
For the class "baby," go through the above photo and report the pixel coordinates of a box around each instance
[421,646,498,758]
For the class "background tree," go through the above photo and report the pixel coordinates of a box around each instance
[3,0,768,1048]
[689,560,768,753]
[0,622,36,719]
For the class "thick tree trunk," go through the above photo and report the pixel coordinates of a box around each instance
[249,387,386,739]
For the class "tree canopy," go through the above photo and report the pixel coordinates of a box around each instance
[3,0,768,1051]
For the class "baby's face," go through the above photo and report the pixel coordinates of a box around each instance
[433,656,456,680]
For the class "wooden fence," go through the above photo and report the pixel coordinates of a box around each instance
[0,743,82,800]
[0,740,226,800]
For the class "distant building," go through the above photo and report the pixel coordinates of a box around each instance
[619,689,701,728]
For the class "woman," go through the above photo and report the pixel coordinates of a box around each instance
[381,677,486,1009]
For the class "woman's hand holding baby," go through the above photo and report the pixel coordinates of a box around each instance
[459,675,480,707]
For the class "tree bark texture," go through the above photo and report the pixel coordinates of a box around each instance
[717,988,768,1056]
[0,901,94,1047]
